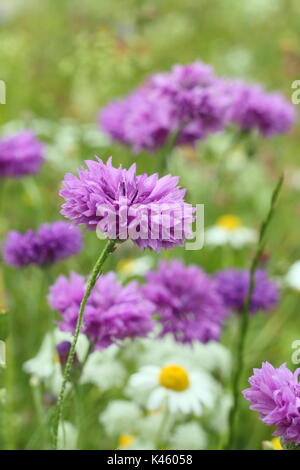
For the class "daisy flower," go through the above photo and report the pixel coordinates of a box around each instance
[127,363,218,416]
[117,434,154,450]
[205,214,257,248]
[80,346,126,391]
[170,422,207,450]
[285,261,300,291]
[99,400,142,437]
[130,334,231,381]
[116,256,154,280]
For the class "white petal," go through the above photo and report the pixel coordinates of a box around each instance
[147,387,166,410]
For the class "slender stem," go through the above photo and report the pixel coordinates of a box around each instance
[224,175,284,450]
[51,239,116,450]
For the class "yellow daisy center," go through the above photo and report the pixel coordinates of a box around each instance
[118,434,135,448]
[116,259,134,275]
[271,437,282,450]
[159,365,190,392]
[216,214,242,230]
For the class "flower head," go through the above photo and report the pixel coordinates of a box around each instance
[100,62,295,153]
[127,362,218,416]
[60,156,194,252]
[3,221,82,268]
[285,261,300,292]
[142,260,227,343]
[205,214,257,248]
[243,362,300,444]
[48,271,155,349]
[229,81,296,137]
[215,268,279,314]
[0,131,44,178]
[170,422,207,450]
[99,400,141,437]
[100,62,233,152]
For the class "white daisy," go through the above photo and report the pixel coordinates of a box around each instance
[80,345,126,391]
[205,214,257,248]
[99,400,142,437]
[285,261,300,291]
[210,393,233,434]
[133,335,231,381]
[127,363,218,416]
[116,256,154,280]
[170,422,207,450]
[117,434,154,450]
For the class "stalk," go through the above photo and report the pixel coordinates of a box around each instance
[51,239,116,449]
[224,175,284,450]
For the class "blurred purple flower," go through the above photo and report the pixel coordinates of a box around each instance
[0,131,44,178]
[100,62,295,152]
[48,271,155,349]
[59,156,194,252]
[99,62,232,152]
[215,268,279,314]
[243,362,300,444]
[142,260,228,344]
[229,81,296,137]
[48,272,85,312]
[3,221,82,268]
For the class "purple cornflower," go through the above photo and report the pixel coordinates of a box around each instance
[99,62,232,152]
[243,362,300,444]
[0,131,44,178]
[141,260,228,344]
[3,221,82,268]
[100,62,295,152]
[59,156,194,252]
[48,271,155,349]
[215,268,279,314]
[229,81,296,137]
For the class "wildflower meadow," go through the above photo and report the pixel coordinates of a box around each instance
[1,0,300,453]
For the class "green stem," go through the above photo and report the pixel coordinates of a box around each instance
[224,175,284,450]
[51,239,116,450]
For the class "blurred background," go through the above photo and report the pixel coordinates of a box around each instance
[0,0,300,450]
